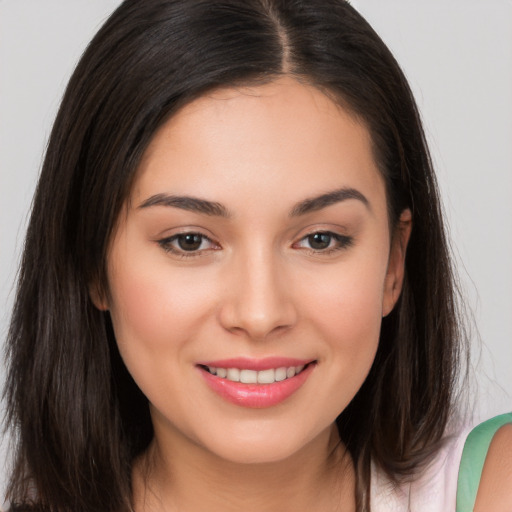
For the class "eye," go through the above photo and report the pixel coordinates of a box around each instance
[157,232,218,256]
[306,232,334,250]
[294,231,353,253]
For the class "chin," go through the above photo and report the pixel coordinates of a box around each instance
[208,441,304,465]
[194,421,333,466]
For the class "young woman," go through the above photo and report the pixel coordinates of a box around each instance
[3,1,511,511]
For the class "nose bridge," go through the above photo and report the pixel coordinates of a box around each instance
[219,243,296,339]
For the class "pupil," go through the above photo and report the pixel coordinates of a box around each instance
[178,234,202,251]
[309,233,331,250]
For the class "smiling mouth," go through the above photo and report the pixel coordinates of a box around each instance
[198,360,316,408]
[199,363,313,384]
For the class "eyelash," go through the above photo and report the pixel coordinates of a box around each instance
[156,230,353,258]
[157,232,219,258]
[293,231,354,254]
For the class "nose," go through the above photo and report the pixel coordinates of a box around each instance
[218,248,298,340]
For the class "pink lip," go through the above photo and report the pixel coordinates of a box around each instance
[197,356,313,371]
[197,360,316,409]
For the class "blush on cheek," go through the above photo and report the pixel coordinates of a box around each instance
[304,272,384,369]
[107,259,219,357]
[308,265,385,320]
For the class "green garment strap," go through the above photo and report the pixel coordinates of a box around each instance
[456,412,512,512]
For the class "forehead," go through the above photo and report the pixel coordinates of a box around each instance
[132,78,386,216]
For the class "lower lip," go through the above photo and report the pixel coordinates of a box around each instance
[198,364,315,408]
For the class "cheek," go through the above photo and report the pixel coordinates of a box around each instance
[297,254,387,380]
[106,255,218,368]
[305,259,386,334]
[108,268,174,354]
[326,287,382,379]
[106,261,225,419]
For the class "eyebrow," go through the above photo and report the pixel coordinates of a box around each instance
[138,186,370,218]
[290,187,370,216]
[138,193,231,217]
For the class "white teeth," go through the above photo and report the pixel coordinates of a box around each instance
[240,369,258,384]
[257,368,275,384]
[226,368,240,382]
[275,367,287,381]
[207,364,308,384]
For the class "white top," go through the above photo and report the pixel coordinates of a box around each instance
[371,424,473,511]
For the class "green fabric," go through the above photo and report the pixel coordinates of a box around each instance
[456,412,512,512]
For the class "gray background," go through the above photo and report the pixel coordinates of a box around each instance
[1,0,511,498]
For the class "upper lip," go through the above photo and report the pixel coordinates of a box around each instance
[196,357,315,371]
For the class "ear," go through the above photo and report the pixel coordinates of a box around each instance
[89,281,109,311]
[382,209,412,317]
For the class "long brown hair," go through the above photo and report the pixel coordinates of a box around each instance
[4,1,467,510]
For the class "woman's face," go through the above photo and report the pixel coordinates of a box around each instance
[98,78,409,464]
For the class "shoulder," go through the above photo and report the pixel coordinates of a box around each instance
[371,414,512,512]
[474,422,512,511]
[457,413,512,512]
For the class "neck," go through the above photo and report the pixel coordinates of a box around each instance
[132,423,356,512]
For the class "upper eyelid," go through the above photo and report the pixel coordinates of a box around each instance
[155,224,216,238]
[294,226,351,241]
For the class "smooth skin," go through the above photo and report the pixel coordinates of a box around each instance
[94,77,412,511]
[474,424,512,512]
